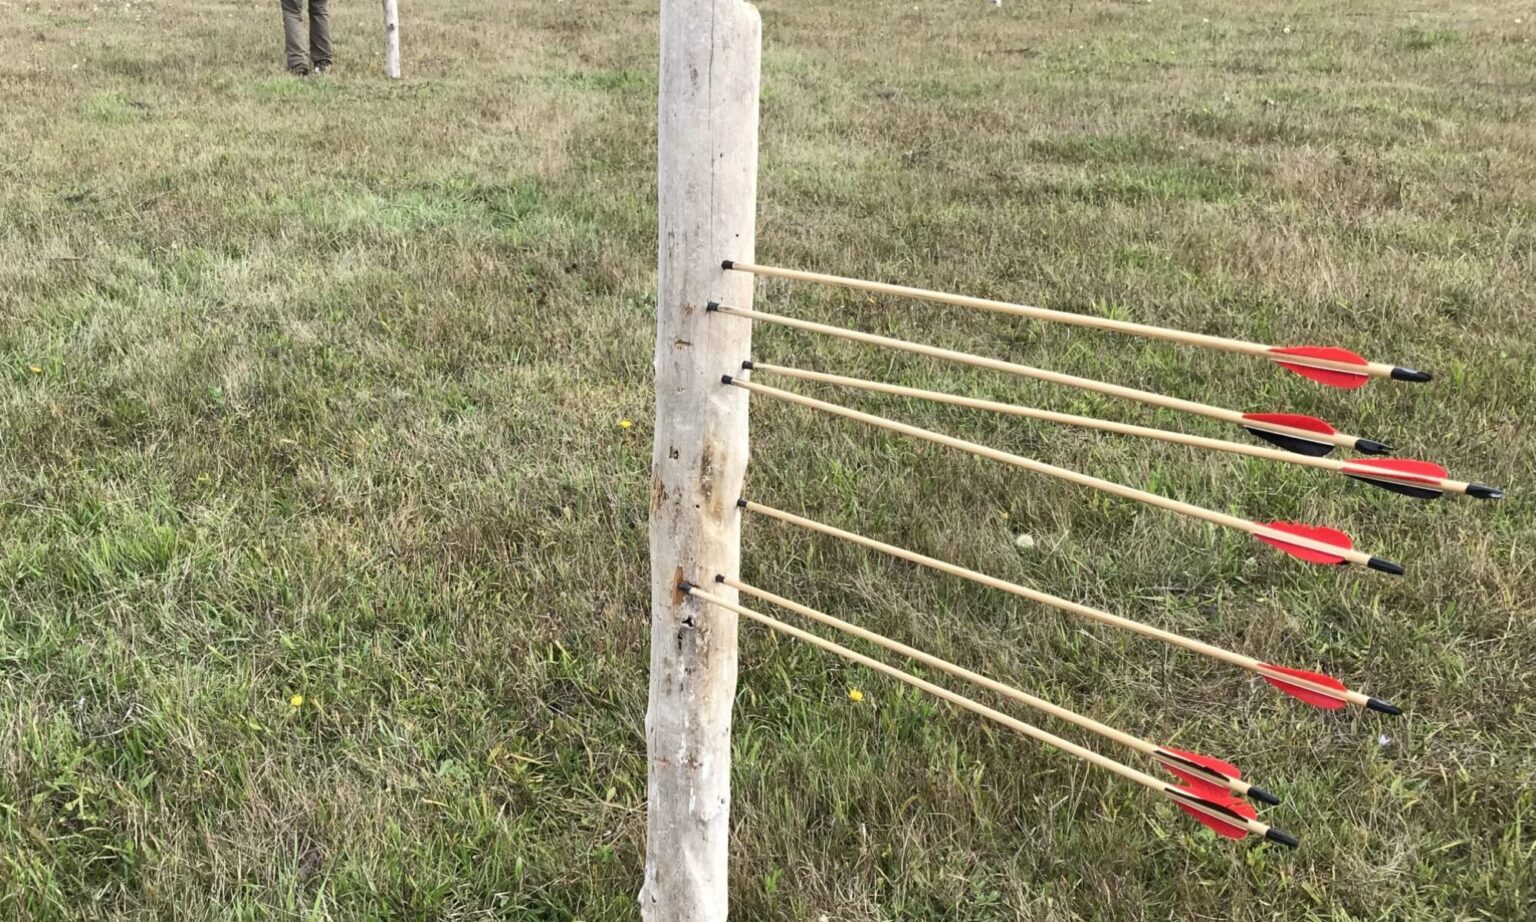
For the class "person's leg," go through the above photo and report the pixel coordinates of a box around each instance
[281,0,309,73]
[309,0,332,71]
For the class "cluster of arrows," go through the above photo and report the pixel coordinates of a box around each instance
[685,260,1503,848]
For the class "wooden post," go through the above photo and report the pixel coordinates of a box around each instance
[383,0,401,79]
[643,0,761,919]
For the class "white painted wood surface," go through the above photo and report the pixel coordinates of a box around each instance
[642,0,761,918]
[383,0,401,79]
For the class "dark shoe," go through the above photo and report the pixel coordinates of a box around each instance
[312,62,331,76]
[289,65,310,77]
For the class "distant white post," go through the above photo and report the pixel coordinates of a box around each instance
[643,0,761,919]
[383,0,401,79]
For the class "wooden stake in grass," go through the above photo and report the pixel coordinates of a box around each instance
[738,499,1402,715]
[745,362,1504,500]
[722,260,1432,388]
[383,0,401,79]
[721,574,1278,805]
[681,581,1299,846]
[724,374,1404,574]
[708,302,1390,457]
[644,3,761,920]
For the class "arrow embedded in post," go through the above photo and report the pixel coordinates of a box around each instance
[722,260,1430,389]
[721,375,1402,573]
[681,581,1298,845]
[736,499,1402,715]
[708,302,1388,456]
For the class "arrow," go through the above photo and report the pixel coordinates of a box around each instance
[1338,458,1503,501]
[723,375,1403,573]
[722,260,1430,388]
[744,362,1503,500]
[681,581,1299,846]
[737,499,1401,715]
[723,575,1277,804]
[707,303,1390,456]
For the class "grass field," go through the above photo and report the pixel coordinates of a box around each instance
[3,0,1535,918]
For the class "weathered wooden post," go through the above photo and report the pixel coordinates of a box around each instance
[383,0,401,79]
[643,0,761,918]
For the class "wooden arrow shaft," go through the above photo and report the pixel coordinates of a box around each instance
[721,576,1242,784]
[712,304,1361,451]
[729,377,1379,568]
[729,576,1257,798]
[752,363,1475,496]
[751,362,1337,473]
[738,500,1372,710]
[725,260,1396,378]
[740,501,1255,669]
[683,584,1273,838]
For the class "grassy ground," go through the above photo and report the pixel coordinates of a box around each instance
[3,0,1534,918]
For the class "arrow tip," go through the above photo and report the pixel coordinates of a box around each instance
[1354,438,1393,455]
[1367,697,1403,716]
[1467,483,1505,500]
[1265,827,1300,849]
[1390,366,1433,383]
[1367,556,1405,576]
[721,259,736,270]
[1248,785,1280,806]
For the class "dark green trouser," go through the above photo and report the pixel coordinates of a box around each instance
[281,0,331,72]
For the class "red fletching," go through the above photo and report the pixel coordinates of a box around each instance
[1172,787,1257,840]
[1240,412,1337,436]
[1271,346,1371,389]
[1260,663,1349,710]
[1241,411,1340,456]
[1256,521,1353,565]
[1342,458,1449,485]
[1272,345,1369,367]
[1157,747,1241,798]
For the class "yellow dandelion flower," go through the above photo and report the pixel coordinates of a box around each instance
[289,694,304,708]
[619,419,633,429]
[848,688,865,702]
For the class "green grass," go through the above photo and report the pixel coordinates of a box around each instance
[3,0,1535,919]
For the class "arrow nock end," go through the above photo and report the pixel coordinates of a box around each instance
[706,301,721,312]
[1366,697,1403,716]
[721,259,736,270]
[1390,366,1432,383]
[721,374,734,385]
[1248,785,1280,806]
[1367,556,1405,576]
[741,359,755,370]
[736,497,748,509]
[1264,827,1300,849]
[1467,483,1505,501]
[677,580,697,595]
[1354,438,1393,455]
